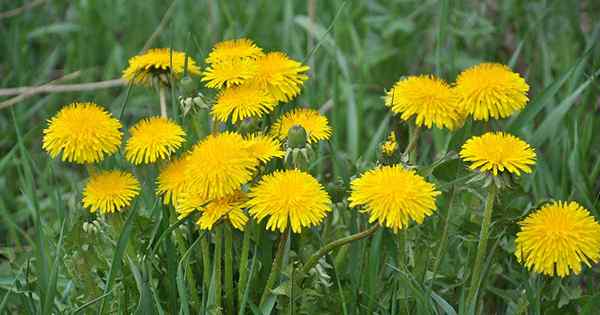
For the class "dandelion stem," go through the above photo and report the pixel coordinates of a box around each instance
[404,123,421,164]
[214,226,223,310]
[300,224,379,276]
[200,235,211,296]
[259,230,289,306]
[224,224,234,315]
[237,225,251,303]
[159,85,168,118]
[466,183,497,309]
[430,186,457,285]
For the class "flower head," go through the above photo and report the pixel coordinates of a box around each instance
[349,165,440,233]
[455,63,529,121]
[43,102,122,164]
[250,52,309,102]
[184,132,259,200]
[202,58,257,89]
[381,132,398,156]
[125,117,186,164]
[196,192,249,230]
[247,169,331,233]
[156,156,188,205]
[271,108,331,144]
[212,83,277,123]
[83,170,140,214]
[385,75,462,129]
[122,48,201,85]
[515,201,600,277]
[244,134,285,163]
[205,38,264,64]
[460,132,536,176]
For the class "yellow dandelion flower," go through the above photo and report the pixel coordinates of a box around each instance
[122,48,201,85]
[202,58,257,89]
[205,38,264,64]
[250,52,309,102]
[385,75,462,129]
[82,170,140,214]
[174,188,208,219]
[156,156,188,205]
[271,108,331,144]
[184,132,258,200]
[247,169,331,233]
[515,201,600,277]
[42,102,122,164]
[244,134,285,163]
[196,192,249,230]
[125,117,186,165]
[460,132,536,176]
[212,83,277,123]
[349,165,440,233]
[455,63,529,121]
[381,132,398,156]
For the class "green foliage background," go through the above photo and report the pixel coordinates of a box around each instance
[1,0,600,314]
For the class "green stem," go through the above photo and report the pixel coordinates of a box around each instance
[404,123,421,164]
[237,225,251,303]
[430,186,457,284]
[224,224,234,315]
[200,235,211,295]
[159,85,168,118]
[300,224,379,276]
[466,184,497,309]
[259,230,289,306]
[214,225,223,311]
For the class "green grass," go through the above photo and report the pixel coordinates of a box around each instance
[2,0,600,314]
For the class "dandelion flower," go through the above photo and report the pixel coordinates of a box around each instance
[244,134,285,163]
[271,108,331,144]
[455,63,529,121]
[184,132,258,200]
[83,170,140,214]
[460,132,536,176]
[122,48,201,85]
[515,201,600,277]
[43,102,122,164]
[247,169,331,233]
[381,132,398,156]
[202,58,257,89]
[174,188,208,219]
[349,165,440,232]
[212,83,277,123]
[206,38,264,64]
[125,117,186,165]
[196,192,249,230]
[156,156,188,205]
[385,75,462,129]
[250,52,309,102]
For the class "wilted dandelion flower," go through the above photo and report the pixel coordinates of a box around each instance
[460,132,536,176]
[244,134,285,163]
[349,165,440,233]
[156,156,188,205]
[381,132,398,156]
[515,201,600,277]
[122,48,201,85]
[184,132,258,200]
[202,58,257,89]
[196,192,249,230]
[271,108,331,144]
[205,38,263,64]
[83,170,140,214]
[385,75,462,129]
[212,83,277,123]
[455,63,529,121]
[43,102,122,164]
[247,169,331,233]
[251,52,309,102]
[125,117,186,165]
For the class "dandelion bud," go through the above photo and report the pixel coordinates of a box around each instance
[287,125,308,149]
[180,76,196,96]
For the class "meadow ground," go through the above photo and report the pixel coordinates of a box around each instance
[1,0,600,314]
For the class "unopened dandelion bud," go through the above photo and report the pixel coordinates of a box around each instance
[287,125,308,149]
[180,76,196,96]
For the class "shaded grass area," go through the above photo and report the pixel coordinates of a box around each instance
[1,0,600,314]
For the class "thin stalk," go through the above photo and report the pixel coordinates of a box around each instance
[159,85,168,118]
[466,184,497,309]
[200,236,211,296]
[301,224,379,276]
[430,186,457,283]
[224,224,234,315]
[259,230,289,306]
[237,226,251,303]
[214,225,223,311]
[404,123,421,164]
